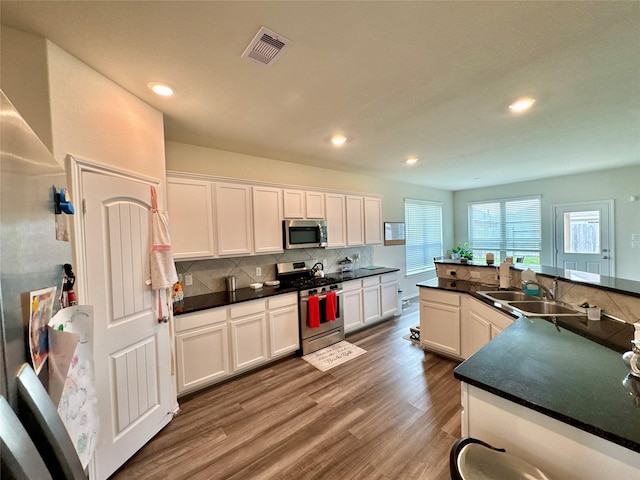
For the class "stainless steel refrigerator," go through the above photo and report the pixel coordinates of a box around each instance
[0,90,72,409]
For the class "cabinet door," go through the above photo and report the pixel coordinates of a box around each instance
[346,195,364,246]
[466,309,492,358]
[343,288,364,332]
[283,189,305,218]
[364,197,383,245]
[268,305,299,357]
[175,323,229,394]
[380,278,398,317]
[215,183,252,256]
[420,300,461,357]
[167,177,215,259]
[363,284,382,323]
[325,193,346,248]
[252,186,283,254]
[230,313,268,371]
[305,191,325,219]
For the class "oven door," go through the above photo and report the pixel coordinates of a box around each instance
[299,290,344,339]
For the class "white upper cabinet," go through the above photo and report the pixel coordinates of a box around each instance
[364,196,383,245]
[167,176,215,259]
[214,182,252,256]
[283,189,305,218]
[284,189,326,219]
[325,193,346,248]
[252,186,283,254]
[346,195,365,246]
[305,191,325,219]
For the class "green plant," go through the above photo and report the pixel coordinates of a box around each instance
[451,242,473,260]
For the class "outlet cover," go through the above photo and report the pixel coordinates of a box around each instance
[185,274,193,286]
[471,271,481,279]
[256,267,262,276]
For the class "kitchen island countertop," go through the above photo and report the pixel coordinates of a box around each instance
[454,316,640,454]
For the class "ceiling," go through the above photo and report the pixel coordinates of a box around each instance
[1,1,639,191]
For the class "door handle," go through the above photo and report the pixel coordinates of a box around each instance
[158,316,169,324]
[602,256,609,260]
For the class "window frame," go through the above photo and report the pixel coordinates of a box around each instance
[404,198,443,276]
[467,195,542,264]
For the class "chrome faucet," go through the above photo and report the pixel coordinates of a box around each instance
[523,280,557,300]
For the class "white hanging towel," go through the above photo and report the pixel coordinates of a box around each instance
[149,186,178,320]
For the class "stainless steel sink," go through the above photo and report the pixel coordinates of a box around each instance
[507,301,584,317]
[478,291,541,302]
[477,290,586,317]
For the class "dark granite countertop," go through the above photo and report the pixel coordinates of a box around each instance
[174,286,299,316]
[417,278,634,353]
[454,318,640,453]
[435,259,640,298]
[175,266,400,316]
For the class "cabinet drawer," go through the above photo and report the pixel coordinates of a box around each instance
[380,272,398,284]
[268,293,298,309]
[419,288,460,307]
[176,307,227,333]
[362,276,379,288]
[230,299,266,319]
[343,279,363,292]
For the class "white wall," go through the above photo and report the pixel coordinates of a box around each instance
[166,141,454,299]
[453,165,640,281]
[1,27,165,183]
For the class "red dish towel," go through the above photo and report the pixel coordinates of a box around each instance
[325,291,337,321]
[308,296,320,328]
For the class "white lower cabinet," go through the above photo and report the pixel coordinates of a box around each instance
[175,293,299,395]
[230,300,268,372]
[419,287,515,360]
[175,308,229,394]
[462,296,514,358]
[419,289,462,358]
[344,272,398,332]
[380,273,399,317]
[267,293,299,357]
[363,276,382,323]
[343,279,364,332]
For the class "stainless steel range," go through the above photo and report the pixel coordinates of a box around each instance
[276,261,344,355]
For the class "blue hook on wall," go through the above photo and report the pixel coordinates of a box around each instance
[54,186,75,215]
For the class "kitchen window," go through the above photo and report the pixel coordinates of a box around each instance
[468,196,541,264]
[404,199,443,275]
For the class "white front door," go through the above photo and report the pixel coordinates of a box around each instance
[553,201,613,277]
[82,170,173,479]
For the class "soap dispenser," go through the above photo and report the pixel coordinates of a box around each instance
[623,323,640,377]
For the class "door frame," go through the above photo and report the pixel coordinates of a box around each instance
[551,200,615,277]
[66,155,162,304]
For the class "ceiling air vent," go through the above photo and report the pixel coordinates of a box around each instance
[241,27,292,67]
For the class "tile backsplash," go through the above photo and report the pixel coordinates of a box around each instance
[176,246,373,298]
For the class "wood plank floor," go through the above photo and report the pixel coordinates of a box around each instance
[110,304,462,479]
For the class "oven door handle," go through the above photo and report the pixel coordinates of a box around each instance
[301,290,343,301]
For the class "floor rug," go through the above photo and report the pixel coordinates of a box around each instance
[302,341,366,372]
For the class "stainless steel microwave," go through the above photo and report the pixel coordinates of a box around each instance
[283,219,328,249]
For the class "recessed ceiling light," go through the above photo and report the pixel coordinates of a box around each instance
[509,97,535,112]
[406,158,418,165]
[331,134,347,146]
[148,82,175,96]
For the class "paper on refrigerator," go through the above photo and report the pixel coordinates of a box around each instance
[48,305,99,468]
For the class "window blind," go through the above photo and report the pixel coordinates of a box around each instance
[404,199,443,275]
[468,196,541,252]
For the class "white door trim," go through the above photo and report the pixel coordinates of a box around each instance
[551,200,615,277]
[66,155,161,305]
